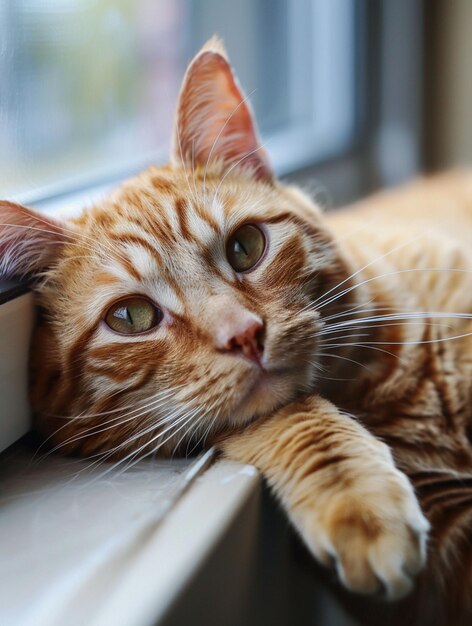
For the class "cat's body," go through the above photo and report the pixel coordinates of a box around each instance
[325,169,472,441]
[330,175,472,625]
[224,171,472,626]
[2,39,472,625]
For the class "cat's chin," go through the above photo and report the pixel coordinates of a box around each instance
[229,366,312,427]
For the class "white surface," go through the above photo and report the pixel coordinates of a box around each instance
[0,444,260,626]
[0,293,34,452]
[92,460,260,626]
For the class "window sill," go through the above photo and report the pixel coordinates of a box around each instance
[0,442,264,626]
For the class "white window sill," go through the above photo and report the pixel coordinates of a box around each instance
[0,442,264,626]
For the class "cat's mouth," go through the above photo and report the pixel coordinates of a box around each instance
[231,363,311,424]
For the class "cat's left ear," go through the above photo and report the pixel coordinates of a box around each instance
[171,37,273,182]
[0,201,69,279]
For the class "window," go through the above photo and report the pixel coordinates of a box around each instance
[0,0,358,206]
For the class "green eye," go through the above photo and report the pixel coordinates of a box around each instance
[226,224,266,273]
[105,297,162,335]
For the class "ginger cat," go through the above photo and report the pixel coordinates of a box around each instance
[2,39,472,625]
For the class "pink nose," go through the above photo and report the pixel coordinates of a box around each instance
[217,316,265,365]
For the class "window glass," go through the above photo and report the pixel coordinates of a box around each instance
[0,0,357,201]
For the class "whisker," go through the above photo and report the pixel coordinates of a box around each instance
[324,311,472,330]
[212,140,269,206]
[183,400,221,457]
[175,113,199,207]
[319,320,453,338]
[316,268,472,313]
[35,386,183,460]
[6,204,130,263]
[325,330,472,348]
[311,233,426,310]
[46,383,184,422]
[202,89,256,206]
[320,303,412,324]
[73,405,197,480]
[322,343,404,360]
[0,222,132,279]
[315,352,374,372]
[100,406,203,481]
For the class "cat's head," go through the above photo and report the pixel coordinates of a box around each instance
[0,38,353,458]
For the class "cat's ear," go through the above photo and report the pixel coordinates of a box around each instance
[0,201,68,279]
[171,36,273,182]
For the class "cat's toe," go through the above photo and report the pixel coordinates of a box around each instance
[322,474,429,600]
[327,516,420,599]
[366,524,425,600]
[334,549,382,596]
[330,522,427,600]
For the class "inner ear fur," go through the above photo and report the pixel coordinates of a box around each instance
[171,37,273,182]
[0,200,68,280]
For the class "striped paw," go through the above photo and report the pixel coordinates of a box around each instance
[294,467,430,600]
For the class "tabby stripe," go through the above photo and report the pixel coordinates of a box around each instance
[56,325,98,409]
[174,197,192,241]
[86,366,157,415]
[423,491,472,509]
[194,200,220,233]
[434,505,472,544]
[293,454,349,483]
[109,233,160,263]
[151,175,175,193]
[415,476,472,494]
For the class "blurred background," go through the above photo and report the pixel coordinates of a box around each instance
[0,0,470,209]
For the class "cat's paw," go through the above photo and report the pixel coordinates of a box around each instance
[294,468,430,600]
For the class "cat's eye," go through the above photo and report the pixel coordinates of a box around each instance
[105,297,162,335]
[226,224,266,273]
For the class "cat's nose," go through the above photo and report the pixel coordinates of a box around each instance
[216,315,265,366]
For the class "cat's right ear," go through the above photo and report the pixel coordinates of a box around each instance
[171,37,273,182]
[0,201,68,280]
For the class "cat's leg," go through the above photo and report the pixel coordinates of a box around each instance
[219,395,430,600]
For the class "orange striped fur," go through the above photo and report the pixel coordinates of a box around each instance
[1,39,472,624]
